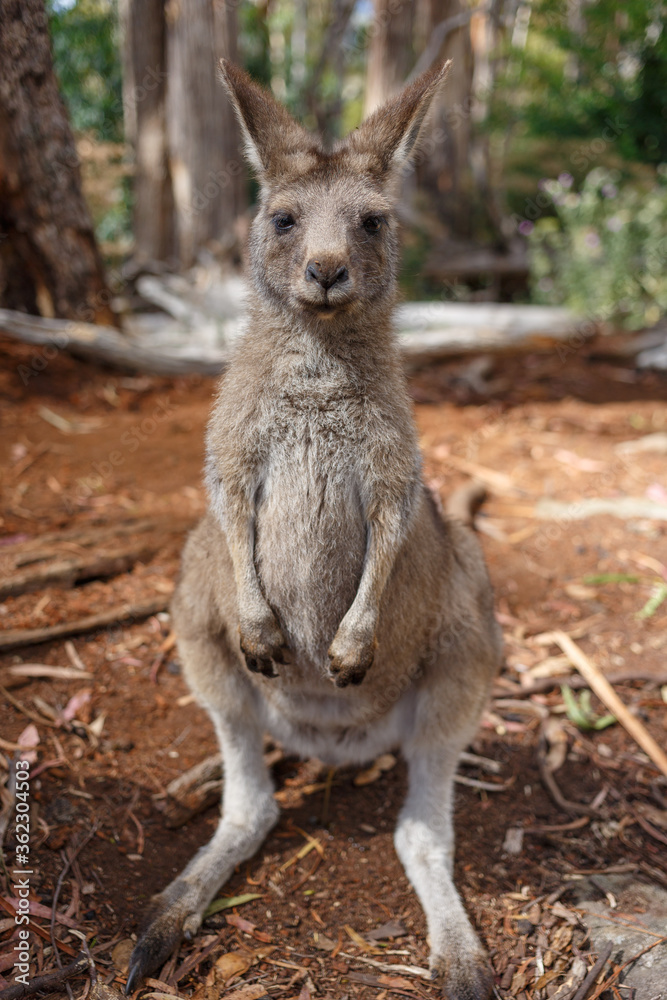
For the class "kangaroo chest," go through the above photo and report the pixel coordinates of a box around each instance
[253,361,368,660]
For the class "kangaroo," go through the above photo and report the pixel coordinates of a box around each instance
[127,60,503,1000]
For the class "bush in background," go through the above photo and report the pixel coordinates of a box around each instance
[528,167,667,329]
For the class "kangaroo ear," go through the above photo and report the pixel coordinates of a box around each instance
[219,59,321,182]
[343,61,451,177]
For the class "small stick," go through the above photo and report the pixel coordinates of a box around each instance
[568,941,612,1000]
[338,951,431,980]
[537,735,597,817]
[0,952,89,1000]
[588,935,667,1000]
[554,632,667,779]
[0,598,170,653]
[495,670,667,700]
[50,826,99,978]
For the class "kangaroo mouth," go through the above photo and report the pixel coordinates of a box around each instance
[297,292,353,317]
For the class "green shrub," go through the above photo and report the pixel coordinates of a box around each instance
[528,167,667,329]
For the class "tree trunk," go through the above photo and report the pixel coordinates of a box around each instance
[416,0,475,237]
[0,0,117,324]
[363,0,415,116]
[119,0,175,264]
[165,0,246,268]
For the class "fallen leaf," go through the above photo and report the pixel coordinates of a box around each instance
[378,974,418,991]
[111,938,135,973]
[225,986,270,1000]
[344,925,383,953]
[62,688,92,723]
[226,914,256,934]
[213,951,250,982]
[16,724,39,749]
[313,931,336,951]
[366,918,407,941]
[204,893,262,917]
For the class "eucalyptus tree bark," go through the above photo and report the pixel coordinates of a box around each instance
[165,0,246,268]
[415,0,475,237]
[121,0,245,268]
[363,0,415,116]
[0,0,116,324]
[119,0,175,264]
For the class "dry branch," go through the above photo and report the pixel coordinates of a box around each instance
[161,752,223,828]
[554,632,667,779]
[0,597,169,652]
[0,309,224,376]
[0,542,160,600]
[0,952,89,1000]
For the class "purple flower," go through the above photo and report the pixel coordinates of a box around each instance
[558,172,574,188]
[584,230,600,248]
[602,183,618,198]
[518,220,534,235]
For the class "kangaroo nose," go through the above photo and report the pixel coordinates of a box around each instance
[305,259,348,290]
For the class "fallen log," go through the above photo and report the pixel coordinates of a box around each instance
[4,516,196,556]
[0,301,587,376]
[0,597,170,652]
[0,542,160,600]
[0,309,225,376]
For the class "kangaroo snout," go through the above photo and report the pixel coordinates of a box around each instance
[305,258,349,290]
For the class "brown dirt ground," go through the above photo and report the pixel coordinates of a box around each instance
[1,332,667,1000]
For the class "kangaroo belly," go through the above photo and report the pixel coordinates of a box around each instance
[254,437,366,663]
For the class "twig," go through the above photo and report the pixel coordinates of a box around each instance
[0,685,58,727]
[454,774,513,792]
[588,935,667,1000]
[338,952,431,979]
[566,941,613,1000]
[50,827,99,981]
[537,732,597,817]
[0,598,170,652]
[495,670,667,700]
[0,952,89,1000]
[554,632,667,779]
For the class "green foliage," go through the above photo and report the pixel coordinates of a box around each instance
[47,0,123,142]
[489,0,667,168]
[561,687,616,732]
[528,168,667,328]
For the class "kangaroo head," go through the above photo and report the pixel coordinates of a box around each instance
[219,60,450,326]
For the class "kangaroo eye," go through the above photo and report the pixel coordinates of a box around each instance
[363,215,382,233]
[274,214,295,232]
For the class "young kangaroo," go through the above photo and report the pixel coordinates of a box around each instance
[127,60,503,1000]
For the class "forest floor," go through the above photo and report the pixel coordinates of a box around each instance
[1,331,667,1000]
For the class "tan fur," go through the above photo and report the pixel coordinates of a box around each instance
[127,61,502,1000]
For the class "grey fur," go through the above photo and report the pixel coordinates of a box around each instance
[127,59,503,1000]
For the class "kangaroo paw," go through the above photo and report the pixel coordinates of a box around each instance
[126,882,202,994]
[430,948,494,1000]
[327,631,376,687]
[239,615,291,676]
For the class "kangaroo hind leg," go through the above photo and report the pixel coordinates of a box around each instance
[126,633,278,993]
